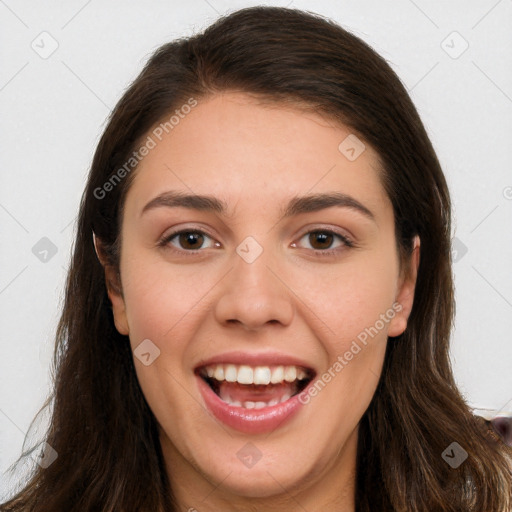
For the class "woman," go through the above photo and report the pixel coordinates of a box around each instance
[2,6,511,512]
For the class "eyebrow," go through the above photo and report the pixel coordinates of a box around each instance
[141,190,375,221]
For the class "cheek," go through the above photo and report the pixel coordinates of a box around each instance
[120,260,210,434]
[121,257,215,343]
[290,251,398,357]
[298,262,393,436]
[301,249,397,432]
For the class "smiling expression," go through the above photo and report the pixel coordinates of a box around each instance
[100,91,419,506]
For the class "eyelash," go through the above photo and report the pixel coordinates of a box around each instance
[158,227,355,257]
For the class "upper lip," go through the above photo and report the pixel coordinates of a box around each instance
[194,350,317,374]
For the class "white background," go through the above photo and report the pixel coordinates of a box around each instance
[1,0,511,499]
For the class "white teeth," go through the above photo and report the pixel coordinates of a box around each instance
[221,395,242,407]
[253,366,271,385]
[202,363,311,385]
[283,366,297,382]
[280,392,291,403]
[214,365,224,381]
[220,395,292,409]
[237,365,253,384]
[297,367,307,380]
[270,366,284,383]
[225,364,237,382]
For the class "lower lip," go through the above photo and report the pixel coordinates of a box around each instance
[196,375,310,434]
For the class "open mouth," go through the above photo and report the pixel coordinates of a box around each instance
[195,363,315,409]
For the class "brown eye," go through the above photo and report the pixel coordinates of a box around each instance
[293,229,353,256]
[178,231,205,250]
[161,229,217,252]
[308,231,335,250]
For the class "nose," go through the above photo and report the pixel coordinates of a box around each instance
[213,243,294,332]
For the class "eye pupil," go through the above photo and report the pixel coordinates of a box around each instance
[309,231,333,249]
[180,232,204,249]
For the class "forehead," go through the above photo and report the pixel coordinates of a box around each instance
[124,92,391,221]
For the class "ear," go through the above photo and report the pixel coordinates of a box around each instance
[387,235,420,337]
[93,232,130,336]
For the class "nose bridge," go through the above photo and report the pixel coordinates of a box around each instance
[213,235,294,330]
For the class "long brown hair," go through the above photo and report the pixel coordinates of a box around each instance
[2,6,511,511]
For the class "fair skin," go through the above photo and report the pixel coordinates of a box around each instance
[97,91,420,512]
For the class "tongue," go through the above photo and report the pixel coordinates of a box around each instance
[217,381,297,403]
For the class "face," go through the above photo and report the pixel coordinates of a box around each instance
[99,92,419,508]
